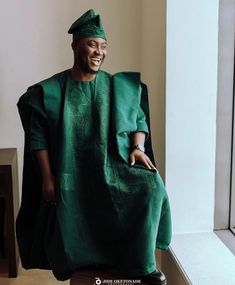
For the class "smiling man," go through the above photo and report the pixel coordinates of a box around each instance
[71,38,107,77]
[16,9,172,285]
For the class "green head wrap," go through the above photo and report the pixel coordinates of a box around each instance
[68,9,106,41]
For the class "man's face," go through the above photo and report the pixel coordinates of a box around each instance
[72,37,107,74]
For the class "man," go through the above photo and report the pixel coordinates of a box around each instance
[17,9,172,285]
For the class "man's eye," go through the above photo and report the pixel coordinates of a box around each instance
[101,46,107,50]
[88,43,96,48]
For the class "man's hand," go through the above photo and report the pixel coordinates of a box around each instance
[129,149,158,171]
[42,175,56,204]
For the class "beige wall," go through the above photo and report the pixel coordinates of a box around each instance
[141,0,166,179]
[0,0,166,195]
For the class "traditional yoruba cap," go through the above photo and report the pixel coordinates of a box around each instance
[68,9,106,41]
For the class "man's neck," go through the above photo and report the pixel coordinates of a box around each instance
[70,66,96,81]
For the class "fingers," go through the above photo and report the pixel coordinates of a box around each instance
[142,157,154,170]
[130,153,136,166]
[42,180,57,205]
[139,157,151,169]
[146,157,158,172]
[44,196,57,205]
[130,150,158,172]
[43,189,56,202]
[44,193,57,206]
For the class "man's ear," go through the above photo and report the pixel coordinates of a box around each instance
[72,40,80,52]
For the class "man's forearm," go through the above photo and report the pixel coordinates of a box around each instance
[131,131,146,147]
[35,149,56,202]
[35,149,54,179]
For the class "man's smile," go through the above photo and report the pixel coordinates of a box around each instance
[90,57,102,66]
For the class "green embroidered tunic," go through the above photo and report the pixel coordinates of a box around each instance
[17,70,172,280]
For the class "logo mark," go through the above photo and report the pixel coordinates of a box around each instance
[95,277,102,285]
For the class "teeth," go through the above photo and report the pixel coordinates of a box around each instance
[90,58,101,66]
[91,58,101,62]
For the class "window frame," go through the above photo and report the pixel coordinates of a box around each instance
[214,0,235,234]
[230,52,235,233]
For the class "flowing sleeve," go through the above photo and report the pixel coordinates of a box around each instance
[29,89,49,150]
[135,105,149,135]
[134,84,149,139]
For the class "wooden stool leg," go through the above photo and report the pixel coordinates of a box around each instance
[5,169,18,277]
[0,150,19,278]
[0,197,6,258]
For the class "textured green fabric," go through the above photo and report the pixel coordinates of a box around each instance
[68,9,106,41]
[16,70,172,281]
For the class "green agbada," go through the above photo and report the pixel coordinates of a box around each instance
[16,69,172,280]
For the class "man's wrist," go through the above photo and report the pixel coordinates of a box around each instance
[132,144,145,153]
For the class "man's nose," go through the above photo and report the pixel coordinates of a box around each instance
[95,46,102,55]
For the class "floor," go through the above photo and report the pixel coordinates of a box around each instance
[70,269,147,285]
[0,260,69,285]
[0,260,148,285]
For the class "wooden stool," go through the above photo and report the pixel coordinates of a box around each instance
[70,268,148,285]
[0,148,19,277]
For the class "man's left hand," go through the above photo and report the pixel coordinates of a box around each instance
[129,149,158,171]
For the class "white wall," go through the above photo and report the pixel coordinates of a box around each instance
[166,0,219,233]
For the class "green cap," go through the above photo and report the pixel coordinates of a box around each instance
[68,9,106,41]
